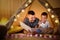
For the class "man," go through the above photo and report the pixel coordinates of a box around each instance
[23,10,39,28]
[23,10,39,34]
[38,12,53,34]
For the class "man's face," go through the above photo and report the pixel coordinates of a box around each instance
[28,14,35,22]
[41,15,47,22]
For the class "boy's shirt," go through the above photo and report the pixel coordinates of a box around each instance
[39,20,50,28]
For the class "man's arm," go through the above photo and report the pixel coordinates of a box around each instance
[20,22,32,32]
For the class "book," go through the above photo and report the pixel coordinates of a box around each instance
[20,22,32,32]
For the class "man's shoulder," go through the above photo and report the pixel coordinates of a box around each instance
[23,18,29,23]
[24,18,28,20]
[35,18,39,21]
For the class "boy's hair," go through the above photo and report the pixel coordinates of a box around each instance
[28,10,35,15]
[41,12,48,17]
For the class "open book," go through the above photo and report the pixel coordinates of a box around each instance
[20,22,32,32]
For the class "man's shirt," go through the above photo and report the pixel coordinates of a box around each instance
[23,18,39,28]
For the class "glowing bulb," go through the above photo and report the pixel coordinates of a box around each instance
[15,35,17,38]
[53,36,56,38]
[14,19,17,21]
[49,35,52,38]
[21,9,25,12]
[45,3,48,7]
[25,4,28,7]
[55,19,59,23]
[51,15,55,18]
[27,34,29,37]
[28,0,32,3]
[40,34,42,37]
[11,26,14,29]
[47,8,51,12]
[35,34,38,37]
[51,11,54,13]
[44,35,47,38]
[11,34,14,38]
[17,14,20,17]
[30,34,32,37]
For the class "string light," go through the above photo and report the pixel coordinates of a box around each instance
[14,19,17,22]
[17,14,20,17]
[10,34,57,39]
[51,15,55,18]
[11,34,15,38]
[53,35,56,38]
[30,34,32,37]
[44,35,47,38]
[40,34,42,37]
[35,34,38,37]
[11,26,14,29]
[25,4,28,7]
[47,8,51,12]
[28,0,32,3]
[51,11,54,13]
[15,34,18,38]
[27,34,30,37]
[55,19,59,23]
[49,35,52,38]
[21,9,25,12]
[45,3,48,7]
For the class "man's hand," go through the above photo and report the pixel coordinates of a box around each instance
[20,22,32,32]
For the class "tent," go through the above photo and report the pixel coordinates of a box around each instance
[8,0,59,34]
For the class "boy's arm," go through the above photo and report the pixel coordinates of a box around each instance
[45,21,53,33]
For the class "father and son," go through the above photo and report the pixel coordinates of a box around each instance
[20,10,53,34]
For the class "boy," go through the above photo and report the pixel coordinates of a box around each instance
[37,12,53,34]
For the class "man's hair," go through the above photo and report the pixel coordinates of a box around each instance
[28,10,35,15]
[41,12,48,16]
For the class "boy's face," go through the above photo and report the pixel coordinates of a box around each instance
[41,15,47,22]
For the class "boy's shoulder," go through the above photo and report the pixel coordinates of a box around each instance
[46,20,49,23]
[39,20,49,24]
